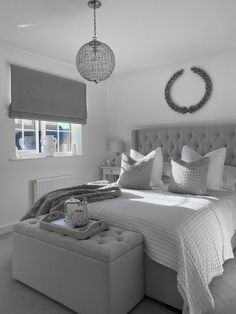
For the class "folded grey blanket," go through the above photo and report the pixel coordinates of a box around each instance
[21,181,121,221]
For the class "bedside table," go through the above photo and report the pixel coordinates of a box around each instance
[100,166,121,182]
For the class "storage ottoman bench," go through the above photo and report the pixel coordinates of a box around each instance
[12,219,144,314]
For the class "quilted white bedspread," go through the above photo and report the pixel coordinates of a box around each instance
[88,188,236,314]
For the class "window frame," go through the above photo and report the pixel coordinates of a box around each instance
[15,119,38,156]
[15,119,82,159]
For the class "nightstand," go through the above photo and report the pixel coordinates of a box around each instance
[100,166,121,182]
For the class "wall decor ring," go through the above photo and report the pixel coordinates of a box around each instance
[164,67,213,114]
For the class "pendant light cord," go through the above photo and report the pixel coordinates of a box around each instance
[93,2,97,40]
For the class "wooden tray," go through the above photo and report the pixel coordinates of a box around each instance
[39,211,108,240]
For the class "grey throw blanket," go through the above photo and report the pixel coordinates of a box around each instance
[21,181,121,221]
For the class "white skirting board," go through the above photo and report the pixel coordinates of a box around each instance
[0,222,16,235]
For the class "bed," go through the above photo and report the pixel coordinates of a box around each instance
[88,124,236,314]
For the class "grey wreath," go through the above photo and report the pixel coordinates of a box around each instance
[164,67,213,114]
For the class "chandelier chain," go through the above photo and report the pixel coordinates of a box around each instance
[93,3,97,39]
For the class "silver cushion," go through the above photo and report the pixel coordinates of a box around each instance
[118,152,155,190]
[168,158,209,195]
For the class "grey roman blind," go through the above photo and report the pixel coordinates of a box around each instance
[9,64,87,124]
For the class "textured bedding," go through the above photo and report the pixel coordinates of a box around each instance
[88,187,236,314]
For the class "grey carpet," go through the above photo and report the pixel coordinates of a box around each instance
[1,233,236,314]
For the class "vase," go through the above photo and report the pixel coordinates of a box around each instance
[41,135,57,156]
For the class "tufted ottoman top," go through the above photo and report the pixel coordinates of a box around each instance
[13,219,143,263]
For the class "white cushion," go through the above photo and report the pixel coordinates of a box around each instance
[223,165,236,191]
[163,161,172,177]
[181,146,226,191]
[130,147,163,187]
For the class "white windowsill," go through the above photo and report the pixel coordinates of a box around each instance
[9,153,83,161]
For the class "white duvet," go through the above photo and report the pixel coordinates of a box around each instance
[88,187,236,314]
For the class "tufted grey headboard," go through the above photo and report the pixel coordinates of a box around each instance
[131,124,236,167]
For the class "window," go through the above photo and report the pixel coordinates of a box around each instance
[15,119,82,158]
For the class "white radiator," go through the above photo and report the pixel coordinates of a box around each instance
[33,175,74,202]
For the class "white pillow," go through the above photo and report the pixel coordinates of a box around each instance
[181,145,226,191]
[130,147,163,187]
[223,165,236,191]
[163,161,172,177]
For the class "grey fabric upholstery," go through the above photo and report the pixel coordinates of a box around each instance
[13,219,143,263]
[145,255,183,310]
[13,221,144,314]
[132,124,236,166]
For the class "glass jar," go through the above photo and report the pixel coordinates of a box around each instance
[64,197,89,227]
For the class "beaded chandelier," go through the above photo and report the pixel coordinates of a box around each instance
[76,0,115,84]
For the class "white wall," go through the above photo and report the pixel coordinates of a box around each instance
[107,48,236,151]
[1,45,236,230]
[0,44,108,229]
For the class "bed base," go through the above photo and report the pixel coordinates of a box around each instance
[145,255,183,310]
[144,232,236,311]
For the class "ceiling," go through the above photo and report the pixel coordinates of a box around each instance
[0,0,235,74]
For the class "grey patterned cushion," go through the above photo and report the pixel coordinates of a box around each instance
[117,152,155,190]
[168,157,210,195]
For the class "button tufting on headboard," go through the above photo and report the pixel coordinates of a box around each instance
[131,125,236,167]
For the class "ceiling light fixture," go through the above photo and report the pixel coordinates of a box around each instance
[76,0,115,83]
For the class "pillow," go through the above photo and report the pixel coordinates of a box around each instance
[117,152,155,190]
[168,158,210,195]
[163,161,172,177]
[130,147,163,187]
[223,165,236,190]
[181,146,226,191]
[162,175,170,185]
